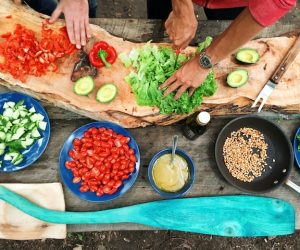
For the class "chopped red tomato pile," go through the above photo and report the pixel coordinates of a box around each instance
[0,22,76,82]
[65,127,137,196]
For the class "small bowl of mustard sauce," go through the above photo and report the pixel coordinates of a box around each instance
[148,148,195,198]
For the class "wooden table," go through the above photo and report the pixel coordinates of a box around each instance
[0,18,299,232]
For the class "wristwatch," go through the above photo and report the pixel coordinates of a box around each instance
[199,50,213,69]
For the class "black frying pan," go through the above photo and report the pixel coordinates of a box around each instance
[215,115,296,193]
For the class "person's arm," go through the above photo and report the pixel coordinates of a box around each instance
[49,0,91,49]
[161,7,264,99]
[165,0,197,49]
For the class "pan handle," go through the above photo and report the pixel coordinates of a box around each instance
[286,179,300,194]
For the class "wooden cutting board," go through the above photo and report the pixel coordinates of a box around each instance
[0,183,66,240]
[0,0,299,128]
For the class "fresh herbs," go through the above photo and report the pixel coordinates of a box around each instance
[119,37,217,114]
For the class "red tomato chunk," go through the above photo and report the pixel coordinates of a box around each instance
[65,127,136,195]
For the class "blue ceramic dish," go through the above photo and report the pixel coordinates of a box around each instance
[148,148,195,198]
[0,92,50,172]
[294,127,300,169]
[59,121,140,202]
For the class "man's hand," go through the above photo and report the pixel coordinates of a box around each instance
[49,0,91,49]
[165,0,197,50]
[13,0,21,4]
[160,56,209,100]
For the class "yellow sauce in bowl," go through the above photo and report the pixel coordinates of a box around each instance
[152,154,189,192]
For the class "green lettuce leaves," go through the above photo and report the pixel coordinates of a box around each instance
[119,37,217,114]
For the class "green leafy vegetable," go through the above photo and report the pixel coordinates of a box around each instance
[196,36,213,54]
[119,38,217,114]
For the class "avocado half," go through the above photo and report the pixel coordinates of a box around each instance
[236,48,260,64]
[227,69,248,88]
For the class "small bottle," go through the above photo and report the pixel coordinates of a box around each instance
[182,111,211,140]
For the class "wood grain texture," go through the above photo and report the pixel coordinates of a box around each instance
[0,1,299,128]
[0,183,66,240]
[0,186,295,237]
[271,35,300,84]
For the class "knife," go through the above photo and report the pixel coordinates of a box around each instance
[252,35,300,112]
[0,185,294,237]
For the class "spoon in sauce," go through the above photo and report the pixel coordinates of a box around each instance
[171,135,179,164]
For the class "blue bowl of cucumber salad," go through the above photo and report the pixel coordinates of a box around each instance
[0,92,50,172]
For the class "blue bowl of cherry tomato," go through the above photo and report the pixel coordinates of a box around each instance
[59,121,140,202]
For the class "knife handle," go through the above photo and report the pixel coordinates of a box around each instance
[271,35,300,84]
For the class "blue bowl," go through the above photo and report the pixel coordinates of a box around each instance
[148,148,195,198]
[0,92,50,172]
[59,121,140,202]
[294,127,300,169]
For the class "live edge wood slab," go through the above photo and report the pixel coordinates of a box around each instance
[0,1,300,234]
[0,0,299,128]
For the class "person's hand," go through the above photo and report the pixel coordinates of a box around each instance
[165,10,197,50]
[12,0,22,4]
[49,0,91,49]
[160,56,209,100]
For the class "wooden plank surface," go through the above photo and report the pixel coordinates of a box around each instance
[0,18,300,233]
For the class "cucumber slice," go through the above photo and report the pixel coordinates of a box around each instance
[6,102,15,108]
[3,108,14,118]
[38,121,47,131]
[30,113,44,122]
[27,123,36,131]
[0,132,5,141]
[31,128,41,138]
[96,83,118,103]
[25,138,35,147]
[12,127,25,140]
[73,76,95,96]
[12,119,20,125]
[4,153,12,161]
[0,149,4,156]
[12,154,23,165]
[0,142,6,150]
[5,133,12,142]
[12,110,20,120]
[19,110,28,118]
[29,107,36,113]
[14,100,24,109]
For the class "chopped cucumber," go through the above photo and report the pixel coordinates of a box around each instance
[0,99,47,166]
[12,110,20,120]
[96,83,118,103]
[3,108,14,118]
[25,138,34,147]
[5,102,16,108]
[31,128,41,138]
[11,127,25,140]
[0,132,5,141]
[13,154,23,165]
[30,113,44,122]
[4,153,12,161]
[29,107,36,113]
[0,143,5,150]
[38,121,47,131]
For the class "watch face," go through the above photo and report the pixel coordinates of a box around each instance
[199,54,212,68]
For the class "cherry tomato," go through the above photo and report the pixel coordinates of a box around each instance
[73,177,81,183]
[80,185,89,192]
[114,139,122,148]
[103,186,111,194]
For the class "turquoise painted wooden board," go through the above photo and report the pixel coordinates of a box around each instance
[0,186,295,237]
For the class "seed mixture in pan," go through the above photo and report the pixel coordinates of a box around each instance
[223,127,268,182]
